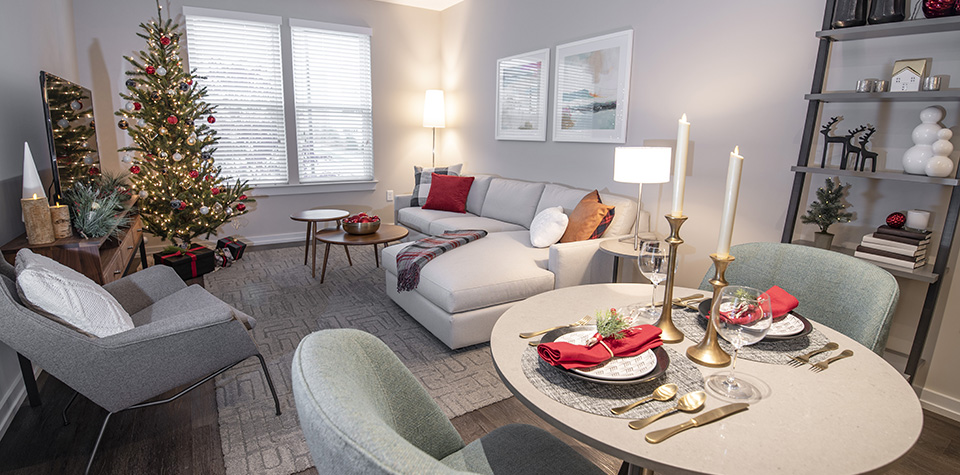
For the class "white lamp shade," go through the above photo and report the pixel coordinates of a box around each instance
[423,89,446,128]
[614,146,671,184]
[22,142,46,199]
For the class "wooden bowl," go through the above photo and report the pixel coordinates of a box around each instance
[343,221,381,235]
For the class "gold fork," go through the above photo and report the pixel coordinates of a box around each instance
[519,315,590,339]
[810,349,854,373]
[788,342,839,367]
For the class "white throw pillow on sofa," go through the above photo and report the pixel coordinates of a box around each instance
[529,206,569,248]
[15,249,133,337]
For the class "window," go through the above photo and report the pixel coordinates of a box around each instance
[184,8,288,185]
[290,20,374,183]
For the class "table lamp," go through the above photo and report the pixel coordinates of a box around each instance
[423,89,445,167]
[614,146,671,250]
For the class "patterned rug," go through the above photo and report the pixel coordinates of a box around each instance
[203,244,511,474]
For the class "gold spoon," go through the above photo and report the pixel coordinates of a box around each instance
[628,391,706,430]
[610,384,678,415]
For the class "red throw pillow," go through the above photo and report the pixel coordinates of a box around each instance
[422,174,475,213]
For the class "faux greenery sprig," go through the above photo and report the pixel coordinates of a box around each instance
[63,182,130,239]
[595,308,630,340]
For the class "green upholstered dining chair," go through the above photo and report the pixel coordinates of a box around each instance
[698,242,899,355]
[291,328,606,475]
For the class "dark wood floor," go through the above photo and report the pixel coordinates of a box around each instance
[2,372,959,474]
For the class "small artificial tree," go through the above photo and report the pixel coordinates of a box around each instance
[115,0,252,247]
[800,177,853,235]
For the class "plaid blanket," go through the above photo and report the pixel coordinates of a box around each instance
[396,230,488,292]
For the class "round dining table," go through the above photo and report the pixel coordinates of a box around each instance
[490,283,923,475]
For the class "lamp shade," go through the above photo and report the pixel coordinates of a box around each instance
[423,89,445,128]
[22,142,46,199]
[614,146,671,184]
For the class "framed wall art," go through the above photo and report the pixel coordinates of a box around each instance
[496,48,550,141]
[552,30,633,143]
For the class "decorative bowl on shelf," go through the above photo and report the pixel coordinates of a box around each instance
[343,220,380,235]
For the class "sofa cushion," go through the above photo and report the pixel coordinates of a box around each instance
[398,207,473,234]
[383,231,553,313]
[536,184,592,216]
[560,190,615,243]
[428,216,527,235]
[465,175,493,216]
[129,284,257,330]
[411,164,462,206]
[598,192,638,237]
[530,206,569,248]
[423,174,474,213]
[480,178,545,229]
[15,248,133,338]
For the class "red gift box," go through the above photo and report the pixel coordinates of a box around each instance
[216,236,246,260]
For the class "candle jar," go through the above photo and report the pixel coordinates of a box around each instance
[22,197,55,245]
[905,210,931,231]
[50,204,72,239]
[868,0,906,24]
[832,0,867,28]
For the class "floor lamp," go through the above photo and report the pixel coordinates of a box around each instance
[423,90,445,167]
[614,147,672,250]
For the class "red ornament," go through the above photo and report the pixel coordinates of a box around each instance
[88,167,100,175]
[924,0,958,18]
[886,212,907,229]
[160,36,171,46]
[237,203,246,212]
[207,116,216,124]
[238,194,247,201]
[133,102,142,111]
[211,187,220,195]
[145,154,155,161]
[204,175,212,181]
[189,170,199,178]
[186,78,193,85]
[166,115,178,125]
[130,165,141,174]
[178,201,187,210]
[145,65,156,74]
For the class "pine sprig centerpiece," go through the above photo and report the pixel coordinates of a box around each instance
[63,183,130,239]
[595,308,630,340]
[115,0,252,247]
[800,177,853,234]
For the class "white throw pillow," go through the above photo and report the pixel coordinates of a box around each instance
[15,249,134,337]
[529,206,569,248]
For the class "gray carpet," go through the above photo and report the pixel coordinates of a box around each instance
[203,244,511,475]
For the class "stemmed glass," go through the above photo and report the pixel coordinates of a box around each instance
[636,241,668,321]
[704,285,772,403]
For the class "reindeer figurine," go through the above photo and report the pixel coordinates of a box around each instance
[819,116,848,168]
[841,124,867,170]
[857,125,878,172]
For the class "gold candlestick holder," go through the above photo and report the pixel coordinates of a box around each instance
[655,214,687,343]
[686,253,734,367]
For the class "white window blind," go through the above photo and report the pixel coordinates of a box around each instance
[184,9,288,185]
[290,21,374,183]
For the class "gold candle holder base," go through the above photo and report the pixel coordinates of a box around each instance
[655,214,687,344]
[686,253,734,367]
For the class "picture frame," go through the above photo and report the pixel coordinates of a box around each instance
[496,48,550,141]
[552,30,633,143]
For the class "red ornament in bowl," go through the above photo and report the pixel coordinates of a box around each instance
[924,0,958,18]
[886,212,907,229]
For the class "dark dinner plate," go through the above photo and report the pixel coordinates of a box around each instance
[539,325,669,385]
[696,298,813,341]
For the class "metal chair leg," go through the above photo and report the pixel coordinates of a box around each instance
[62,390,79,426]
[85,411,113,475]
[256,353,282,416]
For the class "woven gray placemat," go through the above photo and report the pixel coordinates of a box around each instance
[521,346,705,420]
[672,308,830,365]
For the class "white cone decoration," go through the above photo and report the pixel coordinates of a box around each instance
[22,142,46,199]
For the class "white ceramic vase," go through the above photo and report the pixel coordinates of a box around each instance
[926,128,955,177]
[903,107,944,175]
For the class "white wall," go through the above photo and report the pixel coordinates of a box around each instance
[0,0,79,440]
[72,0,442,246]
[439,0,960,418]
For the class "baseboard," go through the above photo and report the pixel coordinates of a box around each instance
[0,380,25,441]
[920,387,960,423]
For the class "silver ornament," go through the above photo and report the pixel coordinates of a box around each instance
[158,127,168,135]
[139,190,148,198]
[159,151,168,159]
[83,155,94,165]
[187,135,197,145]
[124,102,134,111]
[121,155,132,163]
[70,100,82,110]
[173,152,183,162]
[138,119,147,127]
[156,67,167,76]
[200,206,210,215]
[57,118,69,128]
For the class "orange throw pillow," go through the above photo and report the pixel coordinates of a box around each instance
[559,190,615,243]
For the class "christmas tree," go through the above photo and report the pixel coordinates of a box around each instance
[115,1,252,247]
[801,177,853,234]
[47,75,99,190]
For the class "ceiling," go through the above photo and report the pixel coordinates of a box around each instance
[370,0,464,11]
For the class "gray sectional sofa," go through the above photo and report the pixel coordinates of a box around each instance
[382,175,655,349]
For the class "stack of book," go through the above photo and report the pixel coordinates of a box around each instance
[855,225,931,269]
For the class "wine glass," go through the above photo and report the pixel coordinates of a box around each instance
[704,285,772,403]
[636,241,668,321]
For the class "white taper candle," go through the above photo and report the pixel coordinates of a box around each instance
[716,146,744,257]
[671,114,690,217]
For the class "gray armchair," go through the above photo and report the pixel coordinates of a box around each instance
[0,258,280,474]
[292,328,605,475]
[698,242,899,354]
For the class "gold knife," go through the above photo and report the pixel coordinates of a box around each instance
[644,403,749,444]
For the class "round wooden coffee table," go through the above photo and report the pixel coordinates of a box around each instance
[314,224,409,282]
[290,209,349,272]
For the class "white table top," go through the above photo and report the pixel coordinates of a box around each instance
[490,283,923,475]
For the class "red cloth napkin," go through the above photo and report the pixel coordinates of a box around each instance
[704,285,799,320]
[537,325,663,370]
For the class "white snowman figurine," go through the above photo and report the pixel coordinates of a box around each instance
[926,128,955,177]
[902,106,945,175]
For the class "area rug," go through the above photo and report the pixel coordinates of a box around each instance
[203,244,511,474]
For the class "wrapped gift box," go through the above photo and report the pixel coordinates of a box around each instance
[153,245,215,280]
[216,236,247,260]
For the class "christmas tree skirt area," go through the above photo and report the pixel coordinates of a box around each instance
[203,245,511,474]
